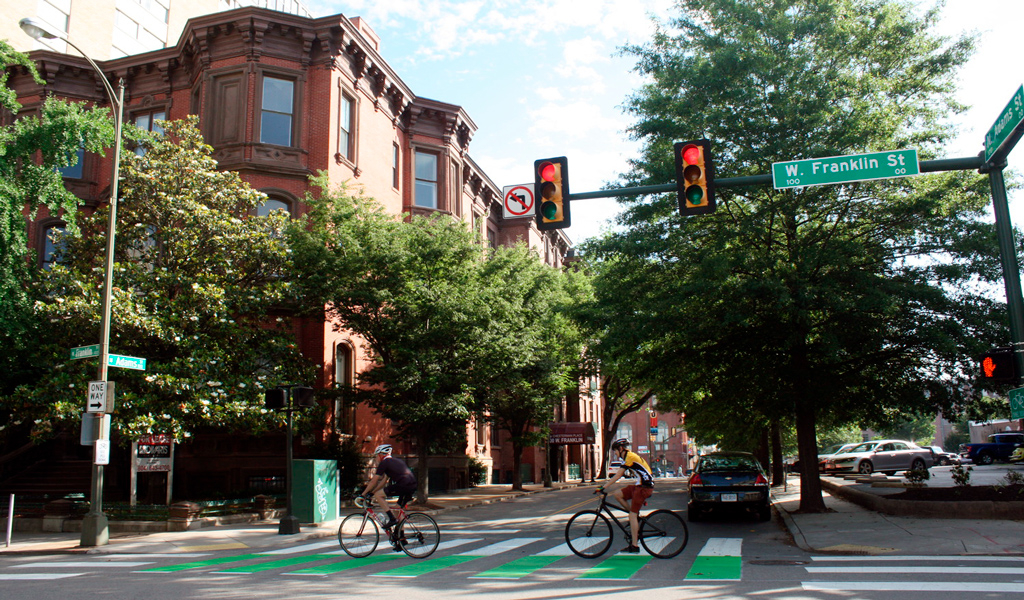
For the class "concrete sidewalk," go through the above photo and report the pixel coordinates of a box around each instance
[772,475,1024,555]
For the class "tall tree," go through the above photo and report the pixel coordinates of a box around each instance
[0,41,114,413]
[587,0,1006,512]
[471,244,590,490]
[11,117,312,442]
[290,179,488,502]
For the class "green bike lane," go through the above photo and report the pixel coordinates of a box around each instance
[132,536,745,582]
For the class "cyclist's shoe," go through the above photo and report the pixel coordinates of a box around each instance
[621,544,640,554]
[383,515,398,529]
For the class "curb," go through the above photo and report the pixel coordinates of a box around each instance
[820,478,1024,519]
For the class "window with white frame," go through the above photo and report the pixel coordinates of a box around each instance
[414,151,438,208]
[40,223,66,269]
[337,90,355,162]
[260,76,295,146]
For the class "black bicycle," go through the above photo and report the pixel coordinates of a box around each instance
[564,490,688,558]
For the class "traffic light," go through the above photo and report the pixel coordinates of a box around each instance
[534,157,570,230]
[674,139,716,216]
[980,347,1019,383]
[264,388,287,410]
[293,386,315,408]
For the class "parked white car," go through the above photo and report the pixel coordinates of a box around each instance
[822,439,934,475]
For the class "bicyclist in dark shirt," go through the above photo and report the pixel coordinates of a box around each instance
[599,438,654,553]
[361,444,417,530]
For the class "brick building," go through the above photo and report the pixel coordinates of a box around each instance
[5,5,589,499]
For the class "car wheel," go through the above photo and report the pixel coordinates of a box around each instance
[940,457,949,466]
[687,506,701,522]
[910,458,927,471]
[758,505,772,522]
[978,453,994,465]
[857,461,874,475]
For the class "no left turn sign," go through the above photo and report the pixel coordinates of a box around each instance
[503,184,535,219]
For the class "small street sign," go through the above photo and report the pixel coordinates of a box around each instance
[94,438,110,466]
[772,149,919,189]
[108,354,146,371]
[87,381,108,413]
[70,344,101,360]
[502,184,535,219]
[1010,387,1024,421]
[985,84,1024,164]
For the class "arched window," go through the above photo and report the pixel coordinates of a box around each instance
[614,423,633,446]
[257,198,291,216]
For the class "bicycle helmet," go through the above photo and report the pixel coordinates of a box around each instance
[611,438,630,450]
[374,444,393,456]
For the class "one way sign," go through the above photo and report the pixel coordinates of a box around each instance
[87,380,114,414]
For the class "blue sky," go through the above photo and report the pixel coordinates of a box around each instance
[305,0,1024,246]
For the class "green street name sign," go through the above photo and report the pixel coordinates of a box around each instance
[984,84,1024,163]
[772,149,919,189]
[70,344,101,360]
[108,354,146,371]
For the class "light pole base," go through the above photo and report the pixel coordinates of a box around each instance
[278,515,301,535]
[80,512,109,547]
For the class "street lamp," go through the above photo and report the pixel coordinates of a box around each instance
[20,16,125,548]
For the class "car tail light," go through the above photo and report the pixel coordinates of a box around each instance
[689,473,703,486]
[755,474,768,485]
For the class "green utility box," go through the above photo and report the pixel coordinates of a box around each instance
[292,459,338,524]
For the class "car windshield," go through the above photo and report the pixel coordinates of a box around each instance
[847,442,878,453]
[699,455,760,471]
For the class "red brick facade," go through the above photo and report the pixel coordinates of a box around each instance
[10,7,592,496]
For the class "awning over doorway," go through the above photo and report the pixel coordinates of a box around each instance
[548,422,596,445]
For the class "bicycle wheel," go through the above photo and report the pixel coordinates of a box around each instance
[396,512,440,558]
[338,512,380,557]
[565,510,613,558]
[639,509,688,558]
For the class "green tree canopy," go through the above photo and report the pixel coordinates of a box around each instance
[0,40,114,410]
[11,117,312,442]
[586,0,1007,511]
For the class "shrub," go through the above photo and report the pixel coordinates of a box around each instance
[905,467,931,485]
[468,457,488,486]
[951,463,973,487]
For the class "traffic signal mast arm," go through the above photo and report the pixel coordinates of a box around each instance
[563,155,985,201]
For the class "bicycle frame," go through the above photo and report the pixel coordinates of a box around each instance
[594,492,637,536]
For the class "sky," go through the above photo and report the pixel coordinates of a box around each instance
[304,0,1024,246]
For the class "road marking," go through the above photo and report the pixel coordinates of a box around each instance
[286,554,403,575]
[13,562,153,568]
[576,554,652,580]
[470,555,563,579]
[539,539,603,556]
[95,553,211,559]
[0,573,85,580]
[138,553,266,572]
[214,554,337,574]
[257,541,340,555]
[443,529,520,535]
[804,582,1024,593]
[371,538,541,578]
[177,542,248,551]
[685,538,742,580]
[807,566,1024,575]
[811,555,1024,562]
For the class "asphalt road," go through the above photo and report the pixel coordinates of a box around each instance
[2,481,1022,599]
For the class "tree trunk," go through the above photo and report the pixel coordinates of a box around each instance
[415,433,430,504]
[795,396,826,512]
[511,441,524,491]
[770,421,785,486]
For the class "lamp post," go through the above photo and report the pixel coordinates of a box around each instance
[20,17,124,548]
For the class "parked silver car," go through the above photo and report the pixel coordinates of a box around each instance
[822,439,934,475]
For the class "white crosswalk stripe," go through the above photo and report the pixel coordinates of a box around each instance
[803,555,1024,593]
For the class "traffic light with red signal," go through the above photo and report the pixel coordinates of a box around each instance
[674,139,716,216]
[980,347,1019,383]
[534,157,570,230]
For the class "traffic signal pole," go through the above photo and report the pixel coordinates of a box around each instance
[982,161,1024,386]
[568,153,1024,387]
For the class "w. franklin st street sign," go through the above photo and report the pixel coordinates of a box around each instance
[772,149,919,189]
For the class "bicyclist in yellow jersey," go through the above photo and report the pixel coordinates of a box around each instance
[598,438,654,553]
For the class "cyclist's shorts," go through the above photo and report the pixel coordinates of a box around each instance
[384,483,416,506]
[621,484,653,513]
